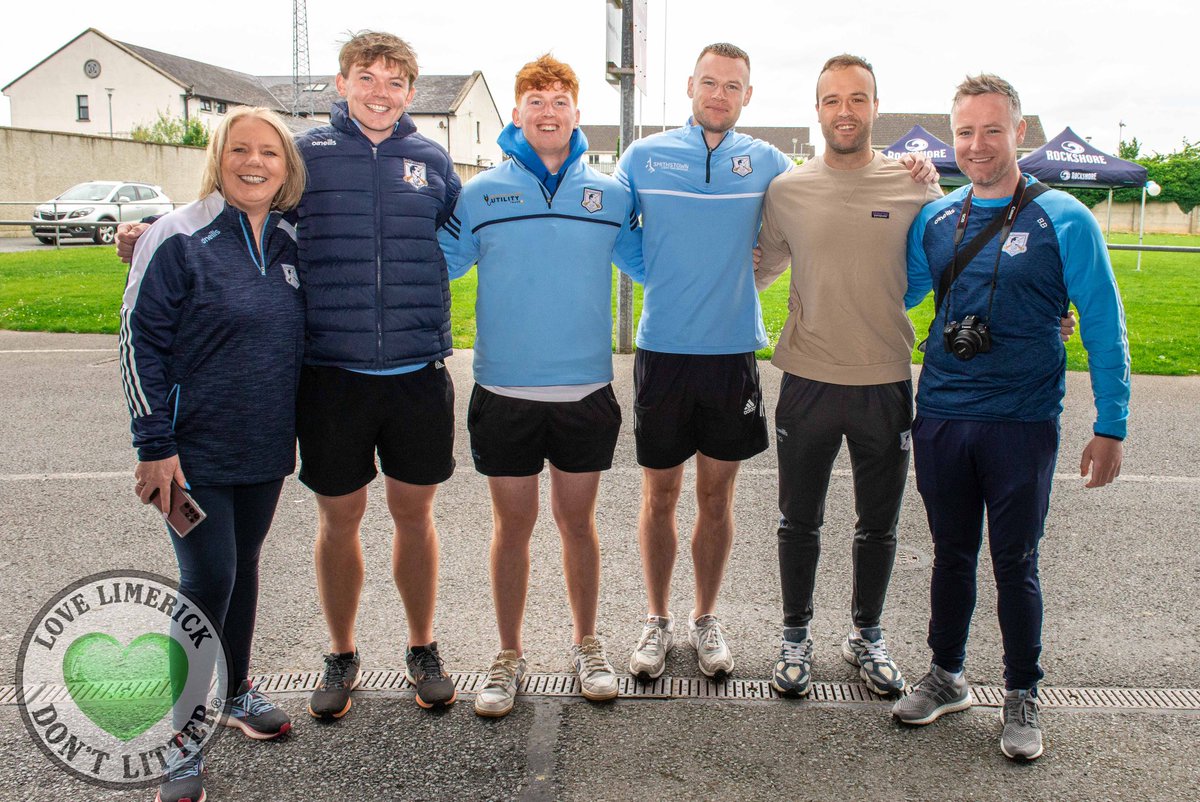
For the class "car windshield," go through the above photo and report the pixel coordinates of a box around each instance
[57,183,117,201]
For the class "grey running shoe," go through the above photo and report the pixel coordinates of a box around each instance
[891,664,972,725]
[770,636,814,698]
[571,635,619,701]
[155,733,204,802]
[842,626,906,697]
[220,681,292,739]
[687,610,734,679]
[629,613,675,681]
[308,650,361,719]
[474,649,527,718]
[405,642,458,709]
[1000,689,1044,761]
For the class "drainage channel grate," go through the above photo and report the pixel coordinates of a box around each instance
[6,673,1200,711]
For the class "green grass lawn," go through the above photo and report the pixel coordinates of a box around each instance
[2,232,1197,375]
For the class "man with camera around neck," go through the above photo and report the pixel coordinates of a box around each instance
[892,73,1130,761]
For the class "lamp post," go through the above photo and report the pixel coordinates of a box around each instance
[1118,120,1126,153]
[791,137,798,160]
[105,88,114,138]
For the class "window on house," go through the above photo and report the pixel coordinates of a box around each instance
[200,98,212,112]
[216,102,227,114]
[476,121,481,144]
[76,95,89,121]
[588,153,600,164]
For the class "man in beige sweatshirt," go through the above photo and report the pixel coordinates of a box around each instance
[754,54,942,699]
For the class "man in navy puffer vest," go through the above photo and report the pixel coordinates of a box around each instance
[118,31,463,715]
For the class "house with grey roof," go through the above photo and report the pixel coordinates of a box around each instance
[3,28,503,166]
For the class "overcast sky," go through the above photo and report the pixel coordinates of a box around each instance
[2,0,1195,155]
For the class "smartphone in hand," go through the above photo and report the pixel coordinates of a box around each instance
[150,480,206,537]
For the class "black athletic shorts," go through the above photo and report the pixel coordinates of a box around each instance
[296,362,455,496]
[467,384,622,477]
[633,349,768,469]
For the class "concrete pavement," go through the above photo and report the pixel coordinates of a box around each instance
[1,330,1197,801]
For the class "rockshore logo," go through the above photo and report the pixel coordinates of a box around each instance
[16,571,230,789]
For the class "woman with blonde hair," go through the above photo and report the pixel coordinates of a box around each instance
[119,106,306,802]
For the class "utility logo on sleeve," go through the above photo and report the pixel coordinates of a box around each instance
[731,155,753,176]
[581,188,604,213]
[1002,232,1029,257]
[403,159,428,189]
[281,264,300,289]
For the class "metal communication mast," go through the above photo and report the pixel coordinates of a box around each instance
[291,0,313,117]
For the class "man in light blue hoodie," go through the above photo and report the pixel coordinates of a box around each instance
[438,55,643,718]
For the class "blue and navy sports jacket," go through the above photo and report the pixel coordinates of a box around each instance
[616,121,792,354]
[294,101,461,370]
[119,192,305,485]
[438,124,643,386]
[906,175,1130,439]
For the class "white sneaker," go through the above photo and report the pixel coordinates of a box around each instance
[571,635,619,701]
[474,649,526,718]
[687,610,734,679]
[628,613,675,681]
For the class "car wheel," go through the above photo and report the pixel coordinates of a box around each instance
[94,222,117,245]
[36,236,56,245]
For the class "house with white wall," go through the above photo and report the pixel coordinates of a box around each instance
[3,28,503,166]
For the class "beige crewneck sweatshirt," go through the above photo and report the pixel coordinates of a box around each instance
[756,152,942,385]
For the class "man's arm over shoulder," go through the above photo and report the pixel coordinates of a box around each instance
[755,176,792,292]
[612,187,646,284]
[437,191,478,280]
[904,204,938,310]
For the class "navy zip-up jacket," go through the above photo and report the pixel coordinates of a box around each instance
[119,192,305,485]
[294,101,461,369]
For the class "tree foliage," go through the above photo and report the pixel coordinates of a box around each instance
[131,112,209,147]
[1061,139,1200,214]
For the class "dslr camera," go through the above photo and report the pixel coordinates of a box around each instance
[943,314,991,360]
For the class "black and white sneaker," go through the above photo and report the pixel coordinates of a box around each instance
[308,650,361,719]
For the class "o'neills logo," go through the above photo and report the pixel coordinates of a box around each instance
[16,571,231,789]
[933,207,957,225]
[1046,141,1107,164]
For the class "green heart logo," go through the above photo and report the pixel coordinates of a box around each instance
[62,633,188,741]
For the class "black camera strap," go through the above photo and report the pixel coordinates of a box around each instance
[933,179,1050,313]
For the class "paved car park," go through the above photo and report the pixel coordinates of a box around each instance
[1,330,1197,800]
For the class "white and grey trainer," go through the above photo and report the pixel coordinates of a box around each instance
[474,649,527,718]
[687,610,734,680]
[1000,689,1044,760]
[571,635,619,701]
[891,664,972,725]
[842,626,906,697]
[629,613,675,681]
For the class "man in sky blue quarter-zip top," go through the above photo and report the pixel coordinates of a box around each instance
[438,55,643,718]
[616,43,793,681]
[892,74,1130,763]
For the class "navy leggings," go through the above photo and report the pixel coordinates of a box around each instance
[168,479,284,690]
[912,416,1058,691]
